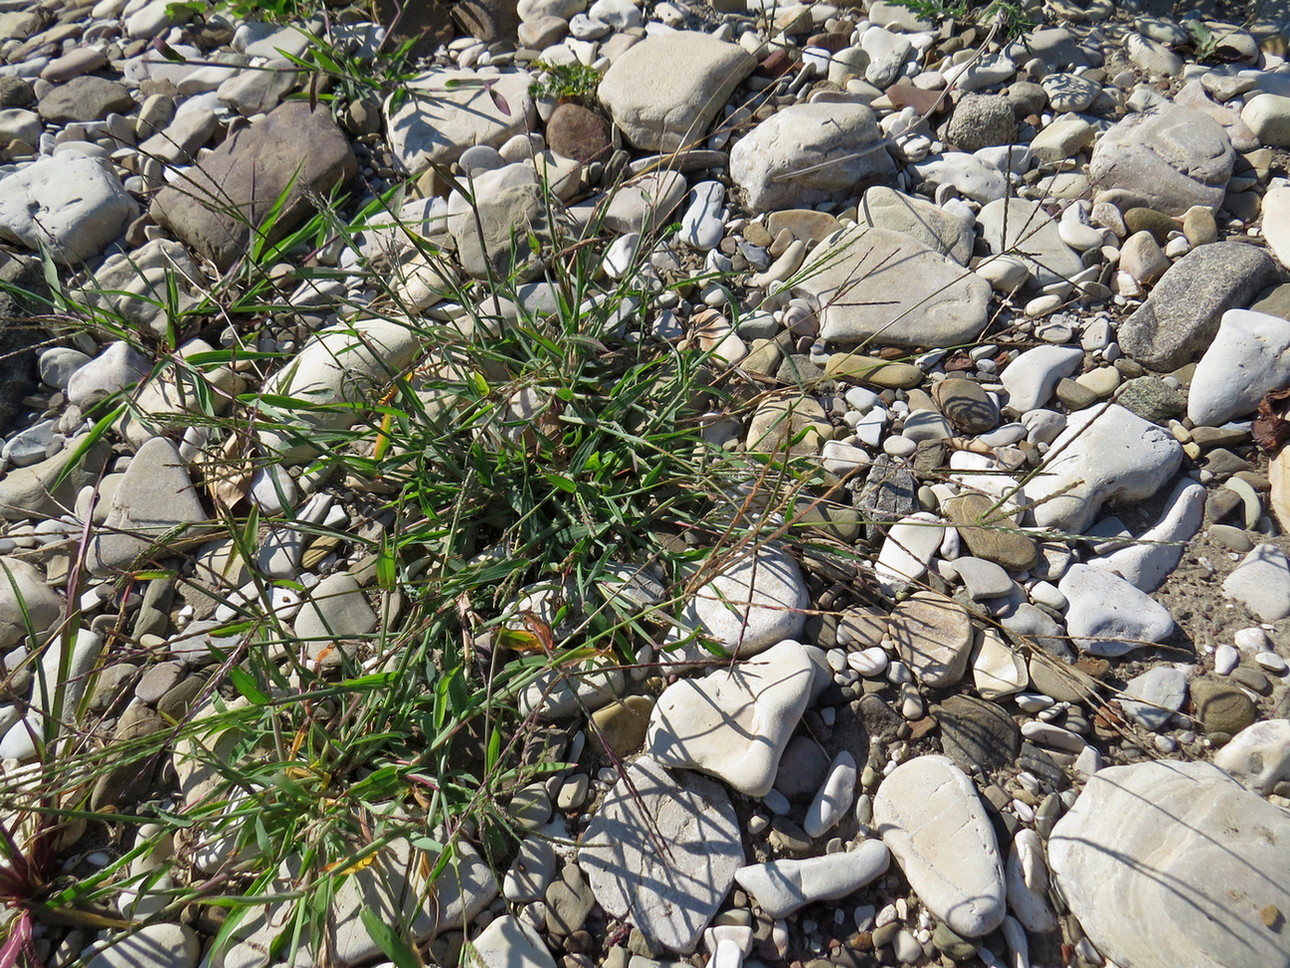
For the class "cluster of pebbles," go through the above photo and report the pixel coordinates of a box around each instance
[1,0,1290,966]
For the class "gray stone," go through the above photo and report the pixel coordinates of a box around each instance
[38,75,134,122]
[935,695,1021,773]
[0,155,137,264]
[598,33,755,151]
[385,69,535,173]
[88,437,208,576]
[793,226,991,348]
[293,573,377,644]
[0,557,62,648]
[676,545,808,660]
[734,843,890,919]
[0,254,47,431]
[944,94,1016,151]
[1119,665,1187,731]
[1048,761,1290,968]
[226,837,496,966]
[857,186,974,265]
[72,239,203,338]
[730,102,895,211]
[1089,105,1233,215]
[888,591,974,689]
[1058,563,1174,657]
[1222,543,1290,621]
[0,434,111,521]
[85,923,199,968]
[1117,242,1279,371]
[1000,344,1083,412]
[599,170,686,235]
[1025,403,1182,534]
[873,755,1006,938]
[647,639,815,797]
[579,756,743,953]
[978,198,1084,289]
[256,318,424,464]
[153,100,357,270]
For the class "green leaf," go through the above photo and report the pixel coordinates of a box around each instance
[544,473,578,494]
[360,910,421,968]
[228,667,270,705]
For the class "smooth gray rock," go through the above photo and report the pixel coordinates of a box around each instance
[72,239,203,338]
[85,923,200,968]
[978,198,1084,288]
[734,842,890,918]
[1059,563,1174,656]
[1048,760,1290,968]
[857,186,974,265]
[647,639,815,797]
[88,437,208,576]
[0,557,62,648]
[1024,403,1182,534]
[1222,544,1290,621]
[1119,665,1188,730]
[1189,309,1290,427]
[257,318,423,463]
[0,155,137,263]
[1117,242,1280,371]
[730,102,895,211]
[1000,344,1083,412]
[598,33,755,151]
[794,225,991,348]
[676,544,807,660]
[292,573,377,642]
[579,756,743,953]
[873,755,1006,938]
[1089,104,1234,215]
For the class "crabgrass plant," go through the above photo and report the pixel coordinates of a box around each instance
[0,119,860,967]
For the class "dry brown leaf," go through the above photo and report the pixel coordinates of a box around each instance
[206,431,255,512]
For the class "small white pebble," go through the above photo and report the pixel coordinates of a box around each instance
[1255,652,1288,675]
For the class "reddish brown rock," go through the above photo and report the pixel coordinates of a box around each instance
[546,102,611,163]
[885,80,947,116]
[152,101,357,270]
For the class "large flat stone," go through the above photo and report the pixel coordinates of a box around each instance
[153,100,357,270]
[873,755,1006,938]
[579,756,743,953]
[1048,760,1290,968]
[385,69,535,174]
[647,639,815,797]
[1023,403,1182,534]
[793,226,991,348]
[597,33,755,151]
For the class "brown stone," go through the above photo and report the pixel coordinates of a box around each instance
[885,80,946,116]
[941,492,1038,572]
[376,0,457,54]
[153,101,357,270]
[1190,677,1258,734]
[546,102,611,163]
[590,695,654,757]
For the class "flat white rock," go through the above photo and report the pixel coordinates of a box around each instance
[648,639,815,797]
[1189,309,1290,427]
[1024,403,1182,534]
[874,512,945,593]
[1222,543,1290,621]
[1000,344,1083,412]
[734,842,890,919]
[804,750,857,838]
[873,755,1006,937]
[1088,479,1206,591]
[1048,760,1290,968]
[468,915,556,968]
[1214,719,1290,794]
[1059,563,1174,656]
[579,756,743,953]
[0,154,138,263]
[677,545,808,660]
